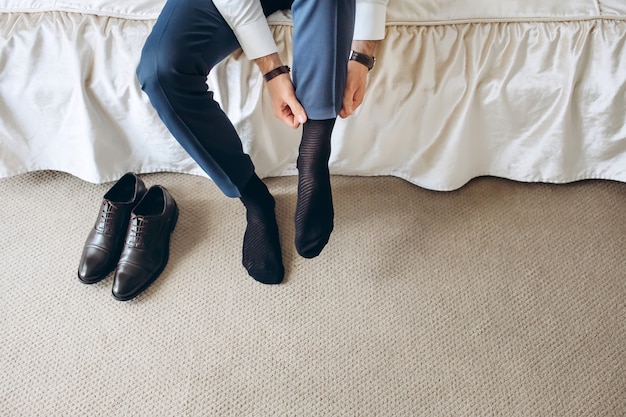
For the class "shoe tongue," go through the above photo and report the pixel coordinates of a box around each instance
[106,199,138,213]
[112,198,136,207]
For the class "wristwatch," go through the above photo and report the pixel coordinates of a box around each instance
[349,50,376,71]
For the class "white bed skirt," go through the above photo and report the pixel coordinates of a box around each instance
[1,1,625,189]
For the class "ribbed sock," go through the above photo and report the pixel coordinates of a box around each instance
[294,119,335,258]
[239,174,284,284]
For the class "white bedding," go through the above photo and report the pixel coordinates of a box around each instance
[1,0,626,189]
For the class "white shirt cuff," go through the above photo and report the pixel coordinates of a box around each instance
[233,19,278,60]
[353,2,387,40]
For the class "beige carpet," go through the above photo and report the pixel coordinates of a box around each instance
[0,170,625,416]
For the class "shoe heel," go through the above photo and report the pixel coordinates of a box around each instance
[170,205,179,231]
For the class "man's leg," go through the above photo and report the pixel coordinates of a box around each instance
[137,0,253,198]
[291,0,356,258]
[136,0,284,284]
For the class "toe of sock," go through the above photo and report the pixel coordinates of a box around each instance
[246,266,284,285]
[295,223,333,259]
[296,240,327,259]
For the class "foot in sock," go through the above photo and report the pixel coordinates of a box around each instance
[295,119,336,258]
[240,175,284,284]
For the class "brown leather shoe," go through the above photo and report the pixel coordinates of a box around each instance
[112,185,178,301]
[78,173,147,284]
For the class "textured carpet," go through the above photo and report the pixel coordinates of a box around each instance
[0,171,625,416]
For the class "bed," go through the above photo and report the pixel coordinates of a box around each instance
[1,0,625,190]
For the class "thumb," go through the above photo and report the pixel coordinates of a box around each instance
[288,98,307,125]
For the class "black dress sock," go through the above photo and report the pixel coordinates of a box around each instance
[295,118,336,258]
[239,174,284,284]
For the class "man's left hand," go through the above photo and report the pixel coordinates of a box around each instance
[339,60,369,118]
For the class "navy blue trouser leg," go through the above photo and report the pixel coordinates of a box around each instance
[291,0,356,120]
[137,0,355,197]
[137,0,251,198]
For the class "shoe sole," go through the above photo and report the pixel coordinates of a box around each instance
[77,248,119,285]
[77,270,113,285]
[111,205,179,302]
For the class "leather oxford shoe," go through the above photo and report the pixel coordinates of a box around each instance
[112,185,178,301]
[78,173,147,284]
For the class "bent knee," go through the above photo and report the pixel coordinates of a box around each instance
[138,47,214,97]
[136,46,181,94]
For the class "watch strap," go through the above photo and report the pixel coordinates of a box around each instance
[349,50,376,71]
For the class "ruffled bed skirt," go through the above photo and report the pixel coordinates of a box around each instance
[1,7,625,188]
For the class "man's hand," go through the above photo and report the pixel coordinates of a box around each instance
[255,53,307,128]
[266,74,308,128]
[339,40,377,119]
[339,61,369,118]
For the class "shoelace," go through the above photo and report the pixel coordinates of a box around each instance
[96,201,118,234]
[126,216,148,248]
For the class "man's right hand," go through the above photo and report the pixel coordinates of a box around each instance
[255,53,307,129]
[266,73,308,128]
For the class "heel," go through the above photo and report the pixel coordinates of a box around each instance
[170,205,179,231]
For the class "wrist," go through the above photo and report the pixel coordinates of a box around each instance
[351,40,377,56]
[254,53,284,75]
[349,50,376,71]
[263,65,291,82]
[349,40,378,71]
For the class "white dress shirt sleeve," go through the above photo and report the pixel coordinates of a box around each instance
[353,0,389,40]
[212,0,278,60]
[213,0,389,58]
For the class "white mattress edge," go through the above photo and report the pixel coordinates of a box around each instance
[387,15,626,25]
[2,8,626,24]
[0,7,160,19]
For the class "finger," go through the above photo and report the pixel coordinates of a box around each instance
[287,98,307,125]
[284,114,297,128]
[353,89,365,109]
[277,103,304,128]
[287,112,299,129]
[341,94,355,118]
[278,109,299,129]
[341,98,353,118]
[340,105,352,118]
